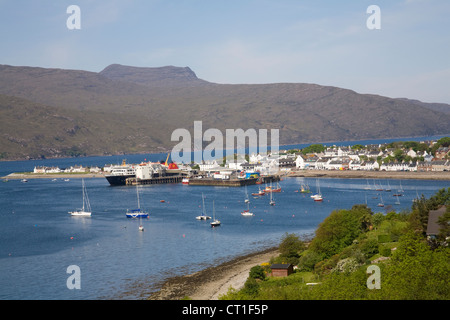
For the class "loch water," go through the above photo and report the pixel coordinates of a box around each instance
[0,153,448,299]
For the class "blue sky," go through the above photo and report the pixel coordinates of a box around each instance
[1,0,450,103]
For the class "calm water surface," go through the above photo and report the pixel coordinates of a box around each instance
[0,156,448,299]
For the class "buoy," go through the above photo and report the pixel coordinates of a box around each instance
[70,237,74,240]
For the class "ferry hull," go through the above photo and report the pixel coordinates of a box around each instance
[105,175,134,186]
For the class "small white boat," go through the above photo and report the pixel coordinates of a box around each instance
[269,190,275,206]
[69,179,92,217]
[139,225,145,232]
[311,179,323,201]
[241,202,254,216]
[210,200,220,227]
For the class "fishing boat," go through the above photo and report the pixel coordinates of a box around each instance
[252,186,265,196]
[126,185,149,218]
[69,179,92,217]
[210,200,220,227]
[265,181,281,193]
[300,184,311,193]
[196,193,211,220]
[241,202,254,216]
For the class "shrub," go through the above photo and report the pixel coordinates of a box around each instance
[379,246,392,257]
[242,277,260,298]
[360,238,379,258]
[378,234,391,243]
[249,265,266,281]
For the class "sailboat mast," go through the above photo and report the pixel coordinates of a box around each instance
[136,185,140,209]
[81,178,85,211]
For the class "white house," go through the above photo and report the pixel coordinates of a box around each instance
[349,160,361,170]
[361,161,379,171]
[406,149,417,158]
[33,166,46,173]
[199,160,221,171]
[295,155,306,169]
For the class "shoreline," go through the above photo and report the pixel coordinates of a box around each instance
[147,247,279,300]
[2,172,105,179]
[287,169,450,180]
[4,170,450,181]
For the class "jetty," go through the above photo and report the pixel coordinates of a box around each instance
[186,175,279,187]
[126,175,184,185]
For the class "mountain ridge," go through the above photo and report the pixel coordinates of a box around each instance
[0,63,449,160]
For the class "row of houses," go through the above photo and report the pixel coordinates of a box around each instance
[33,165,102,174]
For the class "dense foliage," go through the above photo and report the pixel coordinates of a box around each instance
[220,188,450,300]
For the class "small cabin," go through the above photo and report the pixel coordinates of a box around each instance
[270,264,294,277]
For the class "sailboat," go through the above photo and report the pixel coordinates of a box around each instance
[412,188,420,203]
[269,189,276,206]
[241,202,254,216]
[126,185,149,218]
[377,195,385,207]
[394,194,400,205]
[210,200,221,227]
[244,185,250,203]
[69,179,92,216]
[375,180,384,191]
[394,181,404,196]
[196,193,211,220]
[311,179,323,201]
[385,181,391,192]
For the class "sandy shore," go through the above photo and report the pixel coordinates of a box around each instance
[287,169,450,180]
[148,247,279,300]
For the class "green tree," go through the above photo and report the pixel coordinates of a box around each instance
[278,233,306,265]
[309,205,372,260]
[302,144,325,154]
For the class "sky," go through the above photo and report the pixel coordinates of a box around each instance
[1,0,450,103]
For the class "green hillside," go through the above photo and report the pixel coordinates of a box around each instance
[220,188,450,300]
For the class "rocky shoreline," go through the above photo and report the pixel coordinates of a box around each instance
[148,247,279,300]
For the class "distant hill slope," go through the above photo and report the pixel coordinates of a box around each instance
[99,64,211,87]
[0,94,168,160]
[0,63,449,160]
